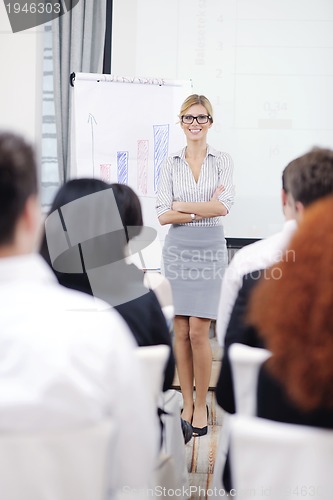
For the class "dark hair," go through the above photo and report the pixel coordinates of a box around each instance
[0,132,38,244]
[40,179,143,268]
[109,183,143,240]
[40,178,110,267]
[283,147,333,206]
[46,179,143,233]
[281,161,293,193]
[49,178,110,211]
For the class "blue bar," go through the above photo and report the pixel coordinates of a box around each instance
[117,151,129,184]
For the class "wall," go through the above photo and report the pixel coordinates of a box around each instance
[111,0,333,239]
[0,2,43,147]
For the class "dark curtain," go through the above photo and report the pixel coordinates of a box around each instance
[103,0,113,74]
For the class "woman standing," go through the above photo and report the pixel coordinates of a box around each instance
[156,94,234,435]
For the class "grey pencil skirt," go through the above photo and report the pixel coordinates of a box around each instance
[162,225,228,320]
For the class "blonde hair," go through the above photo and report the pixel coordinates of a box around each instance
[179,94,213,123]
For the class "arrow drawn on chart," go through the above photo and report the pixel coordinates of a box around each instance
[88,113,97,177]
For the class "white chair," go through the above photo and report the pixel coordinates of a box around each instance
[135,344,170,405]
[158,389,190,497]
[230,414,333,500]
[0,420,114,500]
[135,346,190,498]
[134,345,169,477]
[210,410,232,497]
[211,344,271,496]
[229,343,271,415]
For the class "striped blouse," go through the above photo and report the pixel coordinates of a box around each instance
[156,145,235,227]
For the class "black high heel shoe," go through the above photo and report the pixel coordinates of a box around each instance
[181,418,193,444]
[192,405,209,437]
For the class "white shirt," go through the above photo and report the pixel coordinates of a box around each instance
[156,145,235,225]
[0,254,159,495]
[216,219,298,346]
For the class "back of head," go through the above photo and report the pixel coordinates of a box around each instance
[46,180,143,242]
[283,147,333,206]
[40,179,149,307]
[40,178,110,272]
[109,183,143,240]
[0,132,37,245]
[41,180,143,281]
[49,178,110,212]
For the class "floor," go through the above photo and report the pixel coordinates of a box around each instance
[185,390,224,499]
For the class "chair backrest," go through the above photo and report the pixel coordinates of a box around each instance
[159,389,189,492]
[135,345,176,495]
[230,414,333,500]
[229,343,271,415]
[135,344,170,405]
[0,419,114,500]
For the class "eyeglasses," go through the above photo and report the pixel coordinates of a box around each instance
[181,114,211,124]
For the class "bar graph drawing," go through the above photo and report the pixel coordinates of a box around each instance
[117,151,129,184]
[71,74,192,267]
[100,163,111,182]
[137,140,149,194]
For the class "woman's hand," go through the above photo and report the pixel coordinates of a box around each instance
[173,187,224,211]
[172,201,182,211]
[211,184,225,200]
[171,201,203,220]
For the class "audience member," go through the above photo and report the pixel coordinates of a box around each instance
[216,268,265,414]
[217,147,333,347]
[40,179,175,392]
[0,132,158,496]
[216,147,333,491]
[217,147,333,411]
[40,178,195,443]
[248,195,333,426]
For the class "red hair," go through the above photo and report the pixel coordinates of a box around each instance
[247,196,333,411]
